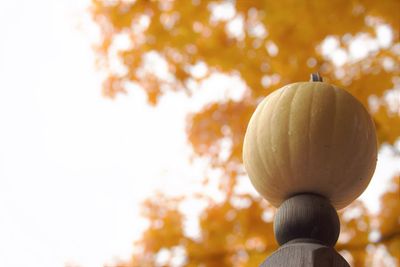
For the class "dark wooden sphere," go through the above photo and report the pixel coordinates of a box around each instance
[274,194,340,247]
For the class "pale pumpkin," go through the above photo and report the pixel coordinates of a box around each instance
[243,79,377,209]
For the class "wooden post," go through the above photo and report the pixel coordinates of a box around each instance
[260,194,349,266]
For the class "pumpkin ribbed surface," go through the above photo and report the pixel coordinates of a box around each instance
[243,82,377,209]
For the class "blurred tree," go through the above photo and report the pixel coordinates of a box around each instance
[90,0,400,266]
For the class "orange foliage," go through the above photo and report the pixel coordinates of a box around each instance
[90,0,400,266]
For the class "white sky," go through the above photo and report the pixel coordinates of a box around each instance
[0,1,202,266]
[0,1,398,267]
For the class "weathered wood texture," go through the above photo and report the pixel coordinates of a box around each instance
[260,241,349,267]
[261,194,349,266]
[274,194,340,247]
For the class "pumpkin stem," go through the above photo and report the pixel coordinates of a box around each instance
[310,72,323,82]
